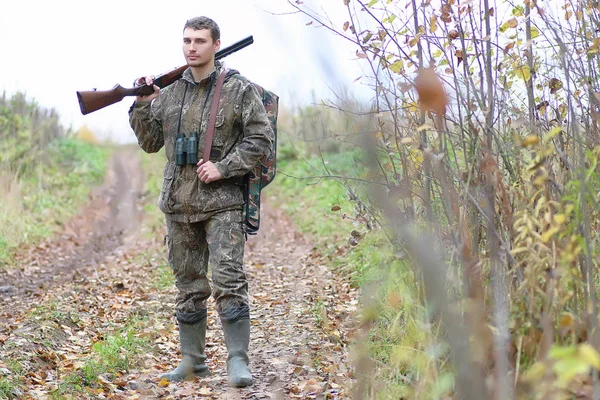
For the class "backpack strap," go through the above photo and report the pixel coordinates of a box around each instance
[202,68,228,164]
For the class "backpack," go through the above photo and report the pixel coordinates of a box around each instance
[242,85,278,235]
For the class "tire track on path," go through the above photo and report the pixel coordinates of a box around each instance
[0,147,145,335]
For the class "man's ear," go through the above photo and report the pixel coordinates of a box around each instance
[214,39,221,53]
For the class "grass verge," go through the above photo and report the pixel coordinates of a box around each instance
[51,321,152,399]
[0,138,111,268]
[272,149,438,398]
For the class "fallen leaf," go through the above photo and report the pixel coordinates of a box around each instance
[158,377,170,387]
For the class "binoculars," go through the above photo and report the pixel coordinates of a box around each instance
[175,132,199,166]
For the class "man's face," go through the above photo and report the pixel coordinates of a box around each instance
[182,28,220,67]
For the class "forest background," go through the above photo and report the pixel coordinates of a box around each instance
[3,0,600,398]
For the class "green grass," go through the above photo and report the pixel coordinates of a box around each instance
[272,145,439,398]
[0,377,18,400]
[137,149,176,290]
[272,150,363,254]
[53,323,151,398]
[89,327,149,376]
[152,261,175,290]
[311,298,327,329]
[48,151,166,398]
[29,299,68,322]
[138,149,168,239]
[0,137,111,268]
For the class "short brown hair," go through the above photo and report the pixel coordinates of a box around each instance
[184,16,220,43]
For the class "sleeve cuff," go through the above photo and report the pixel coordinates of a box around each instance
[214,161,230,179]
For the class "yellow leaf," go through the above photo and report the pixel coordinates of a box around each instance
[578,343,600,369]
[158,377,170,387]
[549,345,578,359]
[430,15,438,33]
[389,59,404,74]
[541,226,559,243]
[512,7,524,17]
[409,36,419,47]
[553,214,566,225]
[522,362,546,382]
[530,26,540,39]
[511,247,531,255]
[409,148,423,165]
[521,135,539,147]
[543,126,563,142]
[500,18,519,32]
[515,65,531,82]
[553,357,590,387]
[565,204,574,215]
[406,101,419,112]
[588,38,600,55]
[559,313,574,328]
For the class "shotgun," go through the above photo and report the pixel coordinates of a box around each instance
[76,35,254,115]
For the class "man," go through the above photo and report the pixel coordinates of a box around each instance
[128,16,273,388]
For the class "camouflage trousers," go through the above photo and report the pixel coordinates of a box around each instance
[165,209,249,322]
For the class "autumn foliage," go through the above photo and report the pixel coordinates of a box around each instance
[291,0,600,398]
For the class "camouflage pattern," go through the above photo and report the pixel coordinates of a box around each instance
[242,87,279,235]
[129,61,274,223]
[166,210,249,318]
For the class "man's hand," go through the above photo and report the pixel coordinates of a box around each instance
[196,160,223,183]
[135,75,160,103]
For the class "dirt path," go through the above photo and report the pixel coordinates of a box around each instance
[0,147,145,301]
[0,148,358,399]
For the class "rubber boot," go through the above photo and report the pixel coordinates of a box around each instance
[222,318,253,387]
[160,318,210,381]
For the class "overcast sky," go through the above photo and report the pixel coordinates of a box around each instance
[0,0,369,143]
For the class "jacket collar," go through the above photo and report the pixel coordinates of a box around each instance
[181,60,224,85]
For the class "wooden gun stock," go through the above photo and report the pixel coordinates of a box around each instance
[77,85,145,116]
[76,35,254,115]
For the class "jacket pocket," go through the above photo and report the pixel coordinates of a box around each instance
[158,163,176,214]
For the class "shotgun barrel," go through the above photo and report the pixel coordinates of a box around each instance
[76,35,254,115]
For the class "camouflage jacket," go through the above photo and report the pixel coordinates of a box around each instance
[129,61,274,223]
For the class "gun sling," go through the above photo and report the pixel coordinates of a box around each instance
[203,68,228,164]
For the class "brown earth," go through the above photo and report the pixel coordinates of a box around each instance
[0,148,358,399]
